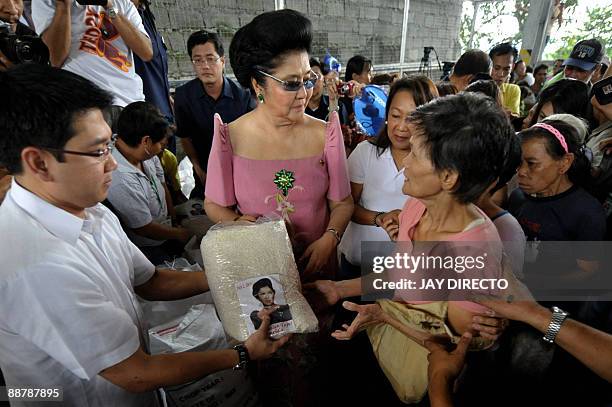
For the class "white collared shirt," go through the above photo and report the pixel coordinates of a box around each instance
[339,141,410,265]
[0,180,158,407]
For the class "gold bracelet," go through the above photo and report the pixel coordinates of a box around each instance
[326,228,341,243]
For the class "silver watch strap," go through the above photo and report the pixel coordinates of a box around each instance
[543,306,568,344]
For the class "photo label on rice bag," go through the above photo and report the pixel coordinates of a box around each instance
[236,274,296,338]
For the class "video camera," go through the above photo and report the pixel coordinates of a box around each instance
[0,26,49,66]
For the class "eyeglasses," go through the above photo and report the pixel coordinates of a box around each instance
[42,135,117,163]
[256,69,319,92]
[192,56,222,66]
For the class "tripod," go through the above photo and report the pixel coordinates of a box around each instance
[418,46,442,79]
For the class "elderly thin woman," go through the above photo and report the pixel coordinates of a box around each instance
[204,9,353,278]
[308,93,515,403]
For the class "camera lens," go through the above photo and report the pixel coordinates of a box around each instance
[18,43,33,62]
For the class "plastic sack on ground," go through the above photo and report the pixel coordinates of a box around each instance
[139,258,212,327]
[178,157,195,198]
[201,219,318,341]
[149,304,259,407]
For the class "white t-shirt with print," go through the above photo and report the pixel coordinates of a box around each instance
[32,0,148,106]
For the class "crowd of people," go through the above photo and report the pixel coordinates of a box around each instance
[1,1,612,406]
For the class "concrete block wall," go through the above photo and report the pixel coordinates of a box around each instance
[150,0,463,81]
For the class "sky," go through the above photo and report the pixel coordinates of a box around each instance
[462,0,610,59]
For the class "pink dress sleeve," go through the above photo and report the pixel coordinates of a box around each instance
[205,114,236,206]
[324,111,351,201]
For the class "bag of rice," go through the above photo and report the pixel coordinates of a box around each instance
[201,219,318,341]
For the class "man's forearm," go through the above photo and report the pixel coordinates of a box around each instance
[133,221,189,242]
[41,4,71,67]
[524,305,612,383]
[101,347,238,393]
[135,269,208,301]
[111,12,152,61]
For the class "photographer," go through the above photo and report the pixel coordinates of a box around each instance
[32,0,152,113]
[0,0,48,70]
[0,0,49,204]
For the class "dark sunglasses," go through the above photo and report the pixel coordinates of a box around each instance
[256,69,319,92]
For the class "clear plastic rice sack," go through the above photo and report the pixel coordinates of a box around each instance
[201,219,318,341]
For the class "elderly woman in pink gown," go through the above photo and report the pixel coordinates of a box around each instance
[204,10,353,278]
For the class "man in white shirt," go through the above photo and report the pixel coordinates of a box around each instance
[0,64,288,406]
[32,0,153,107]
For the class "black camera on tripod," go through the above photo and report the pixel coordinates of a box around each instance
[0,26,49,66]
[422,46,434,62]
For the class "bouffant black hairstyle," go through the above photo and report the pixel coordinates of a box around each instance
[409,92,515,203]
[252,278,275,297]
[229,9,312,92]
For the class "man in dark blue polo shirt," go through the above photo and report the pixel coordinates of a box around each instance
[132,0,174,151]
[175,30,255,198]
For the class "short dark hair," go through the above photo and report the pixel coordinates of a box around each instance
[309,56,322,71]
[489,42,518,63]
[436,82,458,97]
[453,49,491,77]
[464,80,501,105]
[252,278,275,297]
[469,72,493,83]
[372,75,439,156]
[534,64,548,75]
[409,93,515,203]
[229,9,312,92]
[527,79,589,127]
[526,65,533,73]
[117,102,171,148]
[371,73,395,86]
[0,65,112,174]
[493,131,521,193]
[309,56,329,75]
[187,30,224,58]
[345,55,372,82]
[520,119,591,187]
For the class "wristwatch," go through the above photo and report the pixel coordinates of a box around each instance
[373,211,385,227]
[106,6,118,20]
[232,343,250,370]
[542,306,569,344]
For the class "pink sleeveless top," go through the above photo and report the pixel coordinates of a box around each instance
[205,112,351,249]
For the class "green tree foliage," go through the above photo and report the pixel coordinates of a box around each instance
[546,4,612,60]
[460,0,579,52]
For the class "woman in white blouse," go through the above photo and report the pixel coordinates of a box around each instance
[338,76,439,279]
